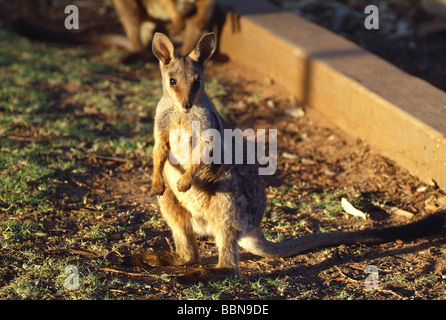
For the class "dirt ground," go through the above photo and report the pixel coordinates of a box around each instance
[1,0,446,301]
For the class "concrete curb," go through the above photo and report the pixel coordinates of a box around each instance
[218,0,446,191]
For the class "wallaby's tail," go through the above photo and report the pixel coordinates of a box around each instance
[238,214,445,258]
[12,19,133,51]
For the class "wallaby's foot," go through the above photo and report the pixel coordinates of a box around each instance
[122,251,186,267]
[152,179,166,195]
[175,267,237,286]
[177,176,192,192]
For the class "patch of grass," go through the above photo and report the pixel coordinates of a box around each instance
[84,225,108,241]
[414,275,436,286]
[336,289,356,300]
[269,197,300,210]
[381,272,432,292]
[205,78,229,120]
[301,191,344,219]
[248,277,289,297]
[180,283,223,300]
[0,29,160,209]
[177,275,290,300]
[0,138,79,205]
[0,29,170,299]
[266,187,355,217]
[264,187,361,240]
[0,219,43,246]
[0,257,108,299]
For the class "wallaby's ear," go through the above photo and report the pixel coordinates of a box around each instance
[152,33,175,65]
[190,32,216,64]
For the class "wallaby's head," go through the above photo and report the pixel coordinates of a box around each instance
[152,32,216,113]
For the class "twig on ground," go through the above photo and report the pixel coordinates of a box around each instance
[98,267,158,277]
[380,205,414,219]
[334,265,360,283]
[89,154,130,163]
[165,237,174,252]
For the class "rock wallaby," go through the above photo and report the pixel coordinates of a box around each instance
[112,0,217,56]
[123,32,445,285]
[13,0,217,61]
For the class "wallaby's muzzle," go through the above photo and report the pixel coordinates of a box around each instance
[182,101,192,112]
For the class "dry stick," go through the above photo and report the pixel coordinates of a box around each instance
[89,154,130,163]
[348,264,366,272]
[334,266,360,283]
[380,205,414,219]
[3,135,38,142]
[165,237,174,252]
[109,289,126,294]
[66,248,99,258]
[98,267,159,278]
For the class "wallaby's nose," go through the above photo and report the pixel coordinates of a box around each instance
[182,102,192,111]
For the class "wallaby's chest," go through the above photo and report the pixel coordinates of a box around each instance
[165,111,212,167]
[168,126,192,168]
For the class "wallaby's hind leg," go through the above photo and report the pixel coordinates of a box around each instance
[112,0,144,53]
[175,219,240,285]
[160,186,200,264]
[123,187,199,267]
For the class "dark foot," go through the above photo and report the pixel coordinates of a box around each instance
[175,267,237,286]
[122,251,177,268]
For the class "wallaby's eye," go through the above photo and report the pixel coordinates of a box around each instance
[193,78,201,87]
[169,78,177,86]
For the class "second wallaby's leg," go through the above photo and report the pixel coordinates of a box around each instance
[123,187,199,267]
[112,0,144,52]
[195,0,216,29]
[159,0,185,31]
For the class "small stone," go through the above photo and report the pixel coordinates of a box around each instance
[285,106,305,118]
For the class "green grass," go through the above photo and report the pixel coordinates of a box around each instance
[0,254,109,299]
[263,186,369,242]
[0,219,44,246]
[0,29,159,207]
[178,275,290,300]
[267,186,366,219]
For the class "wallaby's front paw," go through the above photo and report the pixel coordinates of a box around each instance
[177,177,192,192]
[152,179,166,195]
